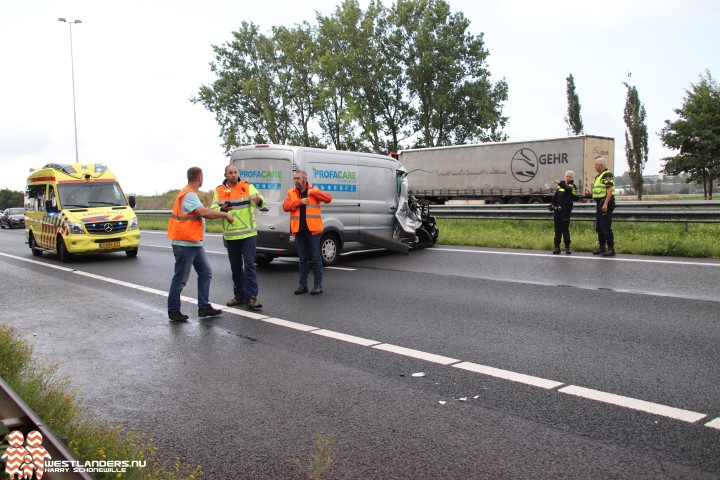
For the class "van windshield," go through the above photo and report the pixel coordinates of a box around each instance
[58,182,128,208]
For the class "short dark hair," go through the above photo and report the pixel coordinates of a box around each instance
[187,167,202,182]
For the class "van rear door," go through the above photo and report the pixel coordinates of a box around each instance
[358,156,397,240]
[232,148,293,253]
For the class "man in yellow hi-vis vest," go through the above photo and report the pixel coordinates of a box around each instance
[591,157,616,257]
[212,165,266,309]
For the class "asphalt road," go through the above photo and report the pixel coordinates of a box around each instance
[1,227,719,479]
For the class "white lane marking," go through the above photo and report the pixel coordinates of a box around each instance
[140,243,356,270]
[142,243,227,255]
[261,317,318,331]
[453,361,564,390]
[223,306,268,321]
[430,247,720,268]
[312,329,380,346]
[372,343,459,365]
[0,253,76,273]
[705,418,720,430]
[1,251,716,429]
[143,243,357,272]
[559,385,707,423]
[141,232,720,268]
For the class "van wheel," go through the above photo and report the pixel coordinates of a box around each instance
[320,233,340,266]
[29,234,43,257]
[57,236,73,263]
[125,247,138,258]
[255,255,274,266]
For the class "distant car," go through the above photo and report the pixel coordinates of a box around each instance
[0,207,25,229]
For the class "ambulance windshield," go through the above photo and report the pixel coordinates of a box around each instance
[58,182,128,208]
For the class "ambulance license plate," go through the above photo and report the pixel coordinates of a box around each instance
[99,242,121,249]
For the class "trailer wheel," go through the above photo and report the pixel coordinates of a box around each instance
[485,197,502,204]
[508,197,523,204]
[528,196,544,204]
[320,232,341,266]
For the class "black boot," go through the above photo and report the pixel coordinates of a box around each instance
[552,245,561,255]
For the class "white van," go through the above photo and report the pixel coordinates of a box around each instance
[230,144,438,265]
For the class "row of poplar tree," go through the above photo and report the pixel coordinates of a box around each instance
[564,71,720,200]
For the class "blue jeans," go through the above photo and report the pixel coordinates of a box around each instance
[226,235,258,301]
[295,230,322,287]
[168,245,212,312]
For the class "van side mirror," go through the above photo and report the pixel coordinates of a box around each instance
[128,195,136,209]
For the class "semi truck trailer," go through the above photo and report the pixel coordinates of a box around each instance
[396,135,614,204]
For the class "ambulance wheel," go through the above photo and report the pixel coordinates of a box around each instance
[57,236,73,263]
[320,233,340,266]
[29,234,43,257]
[125,247,138,258]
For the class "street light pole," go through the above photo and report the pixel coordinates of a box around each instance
[58,18,82,163]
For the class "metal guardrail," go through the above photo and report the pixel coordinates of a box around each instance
[0,376,94,480]
[135,201,720,223]
[427,201,720,223]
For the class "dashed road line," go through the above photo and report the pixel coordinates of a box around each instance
[372,344,459,365]
[705,418,720,430]
[312,329,381,347]
[1,251,716,430]
[453,361,564,390]
[559,385,707,423]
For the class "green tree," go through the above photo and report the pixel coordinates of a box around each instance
[0,189,24,210]
[193,22,298,152]
[660,70,720,199]
[623,78,648,200]
[564,73,584,135]
[317,0,416,153]
[315,6,365,151]
[397,0,508,147]
[273,23,324,147]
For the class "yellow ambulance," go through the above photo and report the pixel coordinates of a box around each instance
[25,163,140,262]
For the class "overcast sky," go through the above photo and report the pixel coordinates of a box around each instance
[1,0,717,195]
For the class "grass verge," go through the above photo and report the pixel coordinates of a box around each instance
[0,323,203,480]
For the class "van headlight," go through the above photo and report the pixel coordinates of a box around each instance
[66,221,86,234]
[128,217,138,230]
